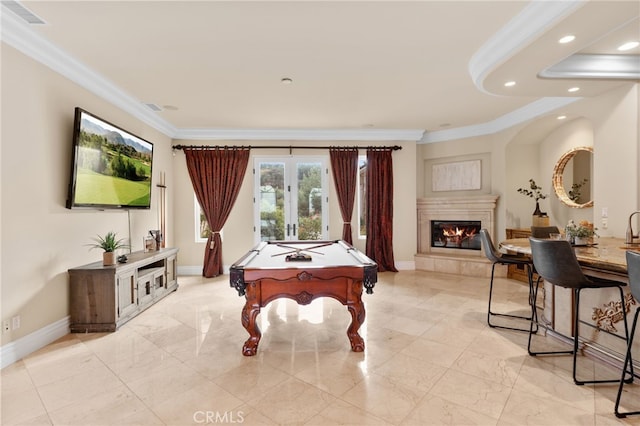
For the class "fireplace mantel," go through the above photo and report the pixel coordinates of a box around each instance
[415,194,500,277]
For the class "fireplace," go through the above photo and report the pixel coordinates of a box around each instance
[415,195,499,277]
[431,220,481,251]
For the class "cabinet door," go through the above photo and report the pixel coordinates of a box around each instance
[117,271,137,319]
[137,274,154,307]
[152,270,166,298]
[166,254,177,287]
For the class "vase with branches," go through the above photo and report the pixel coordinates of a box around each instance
[517,179,548,216]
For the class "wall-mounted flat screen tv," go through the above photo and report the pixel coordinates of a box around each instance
[66,107,154,209]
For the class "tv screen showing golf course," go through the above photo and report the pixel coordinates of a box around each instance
[66,108,154,209]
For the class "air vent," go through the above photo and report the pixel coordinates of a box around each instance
[144,103,163,112]
[3,1,46,25]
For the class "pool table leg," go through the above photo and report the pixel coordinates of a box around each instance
[241,283,262,356]
[346,282,366,352]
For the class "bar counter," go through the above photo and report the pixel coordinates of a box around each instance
[499,237,639,366]
[500,237,633,277]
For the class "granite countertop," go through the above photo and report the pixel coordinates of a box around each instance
[500,237,640,276]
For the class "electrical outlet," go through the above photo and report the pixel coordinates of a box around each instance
[12,316,20,330]
[602,218,608,229]
[3,320,10,333]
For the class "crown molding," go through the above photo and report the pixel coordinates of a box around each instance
[420,97,580,143]
[173,127,424,141]
[469,0,585,94]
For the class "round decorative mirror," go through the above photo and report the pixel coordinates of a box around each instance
[552,146,593,208]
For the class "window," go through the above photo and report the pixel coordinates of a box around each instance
[194,195,222,243]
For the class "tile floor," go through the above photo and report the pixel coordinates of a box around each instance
[2,270,639,425]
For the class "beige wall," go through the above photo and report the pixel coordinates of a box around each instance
[417,83,639,241]
[1,45,174,346]
[172,141,418,271]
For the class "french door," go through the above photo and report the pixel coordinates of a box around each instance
[254,156,328,242]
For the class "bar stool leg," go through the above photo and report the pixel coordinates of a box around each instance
[615,307,639,418]
[488,263,537,332]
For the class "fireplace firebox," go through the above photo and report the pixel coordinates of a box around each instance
[431,220,481,250]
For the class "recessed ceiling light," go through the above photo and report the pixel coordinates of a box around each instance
[568,87,580,93]
[281,77,293,84]
[558,35,576,44]
[618,41,640,51]
[557,115,567,120]
[504,81,516,87]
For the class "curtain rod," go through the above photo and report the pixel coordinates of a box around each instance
[172,144,402,152]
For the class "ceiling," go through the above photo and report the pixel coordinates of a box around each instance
[2,0,639,143]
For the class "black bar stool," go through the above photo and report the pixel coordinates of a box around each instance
[479,229,536,332]
[615,250,639,418]
[528,237,632,385]
[530,226,560,238]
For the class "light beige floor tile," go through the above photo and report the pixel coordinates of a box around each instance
[308,398,391,425]
[294,351,369,396]
[149,380,244,425]
[374,352,447,394]
[47,386,155,425]
[124,360,211,406]
[499,388,596,425]
[401,394,498,426]
[428,369,513,420]
[213,357,292,401]
[399,337,466,369]
[340,373,425,424]
[35,362,125,412]
[1,387,48,425]
[452,349,525,387]
[247,377,335,424]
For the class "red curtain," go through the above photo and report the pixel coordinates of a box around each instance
[329,148,358,244]
[365,148,398,272]
[184,147,250,277]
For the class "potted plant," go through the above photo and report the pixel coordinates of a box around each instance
[565,220,598,245]
[87,231,129,265]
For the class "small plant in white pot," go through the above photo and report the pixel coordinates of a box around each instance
[87,231,129,265]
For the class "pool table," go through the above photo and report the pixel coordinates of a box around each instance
[229,240,378,356]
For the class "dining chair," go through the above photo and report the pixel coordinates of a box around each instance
[528,237,632,385]
[479,229,536,332]
[530,226,560,238]
[614,250,640,418]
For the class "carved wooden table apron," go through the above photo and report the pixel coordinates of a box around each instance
[230,240,378,356]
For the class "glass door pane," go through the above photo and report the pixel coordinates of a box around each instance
[257,161,286,241]
[294,161,324,241]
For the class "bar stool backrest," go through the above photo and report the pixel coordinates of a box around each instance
[479,229,501,263]
[530,226,560,238]
[626,250,640,302]
[529,237,588,289]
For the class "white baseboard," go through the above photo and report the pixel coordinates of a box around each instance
[1,316,70,369]
[177,265,232,276]
[177,265,204,276]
